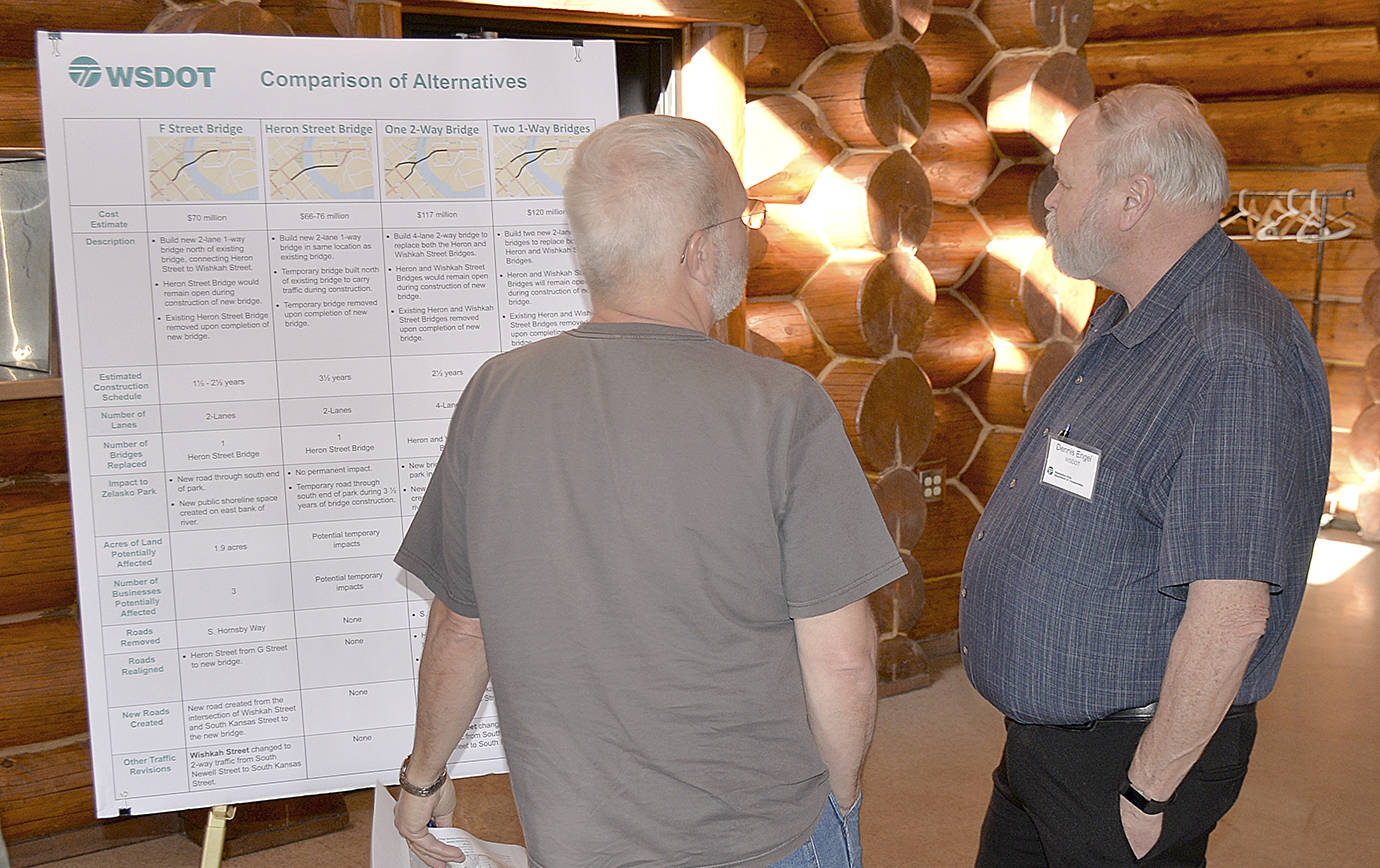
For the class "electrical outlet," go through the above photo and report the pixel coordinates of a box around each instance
[919,463,945,502]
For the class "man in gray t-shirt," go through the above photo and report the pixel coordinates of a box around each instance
[393,115,905,868]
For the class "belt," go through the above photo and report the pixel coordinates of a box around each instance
[1102,700,1256,722]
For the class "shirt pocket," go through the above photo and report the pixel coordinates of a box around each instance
[1034,454,1159,591]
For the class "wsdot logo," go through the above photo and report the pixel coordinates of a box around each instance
[65,56,216,89]
[68,56,102,87]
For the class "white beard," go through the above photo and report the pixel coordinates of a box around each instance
[708,231,747,320]
[1046,194,1117,281]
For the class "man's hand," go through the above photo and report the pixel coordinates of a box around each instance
[399,601,490,865]
[395,782,466,867]
[1119,795,1162,860]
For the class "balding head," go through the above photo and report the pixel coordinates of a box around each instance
[1089,84,1229,215]
[564,115,735,302]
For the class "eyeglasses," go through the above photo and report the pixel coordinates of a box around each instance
[680,199,768,263]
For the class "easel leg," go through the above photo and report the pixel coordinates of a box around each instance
[199,805,236,868]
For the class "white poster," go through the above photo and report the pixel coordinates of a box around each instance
[37,30,618,817]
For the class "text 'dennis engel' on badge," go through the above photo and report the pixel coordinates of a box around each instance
[1041,437,1100,501]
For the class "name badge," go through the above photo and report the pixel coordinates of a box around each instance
[1041,436,1100,501]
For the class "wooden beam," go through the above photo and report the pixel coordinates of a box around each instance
[908,571,960,640]
[1203,92,1380,167]
[0,476,76,617]
[1089,0,1380,41]
[0,738,97,842]
[0,397,69,476]
[0,614,87,750]
[913,292,994,389]
[1240,238,1379,302]
[1086,26,1380,99]
[801,45,932,148]
[915,9,997,96]
[0,61,40,150]
[801,0,934,44]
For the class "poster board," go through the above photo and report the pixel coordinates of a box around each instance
[36,30,618,818]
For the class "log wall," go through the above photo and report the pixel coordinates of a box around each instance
[748,0,943,694]
[743,0,1102,679]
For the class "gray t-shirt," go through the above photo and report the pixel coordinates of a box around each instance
[397,321,905,867]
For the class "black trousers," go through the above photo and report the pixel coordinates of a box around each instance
[975,706,1257,867]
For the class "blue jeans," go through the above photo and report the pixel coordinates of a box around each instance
[767,794,862,868]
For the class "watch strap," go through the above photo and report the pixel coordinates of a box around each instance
[399,754,449,797]
[1120,778,1173,815]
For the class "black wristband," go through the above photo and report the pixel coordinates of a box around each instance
[1120,778,1173,815]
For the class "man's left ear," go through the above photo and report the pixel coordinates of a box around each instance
[1120,176,1154,230]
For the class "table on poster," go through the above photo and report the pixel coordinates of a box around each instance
[37,31,618,817]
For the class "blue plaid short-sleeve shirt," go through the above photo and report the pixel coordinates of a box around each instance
[959,227,1331,725]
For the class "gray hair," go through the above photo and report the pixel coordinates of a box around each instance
[564,115,726,297]
[1093,84,1229,212]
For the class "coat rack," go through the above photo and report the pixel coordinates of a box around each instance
[1219,188,1357,338]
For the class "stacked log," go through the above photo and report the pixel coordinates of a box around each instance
[893,1,1098,654]
[1085,0,1380,528]
[744,26,938,694]
[912,99,998,204]
[915,10,996,96]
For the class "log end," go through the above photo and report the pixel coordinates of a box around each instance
[868,152,935,251]
[862,253,938,354]
[863,46,933,148]
[872,467,929,551]
[876,634,931,691]
[858,357,936,469]
[985,52,1094,156]
[746,300,830,375]
[922,390,985,469]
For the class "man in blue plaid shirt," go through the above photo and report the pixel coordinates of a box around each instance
[960,85,1331,866]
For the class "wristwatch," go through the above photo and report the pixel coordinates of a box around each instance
[1120,778,1173,815]
[399,754,450,797]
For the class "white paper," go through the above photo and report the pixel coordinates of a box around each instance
[371,782,528,868]
[36,30,618,818]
